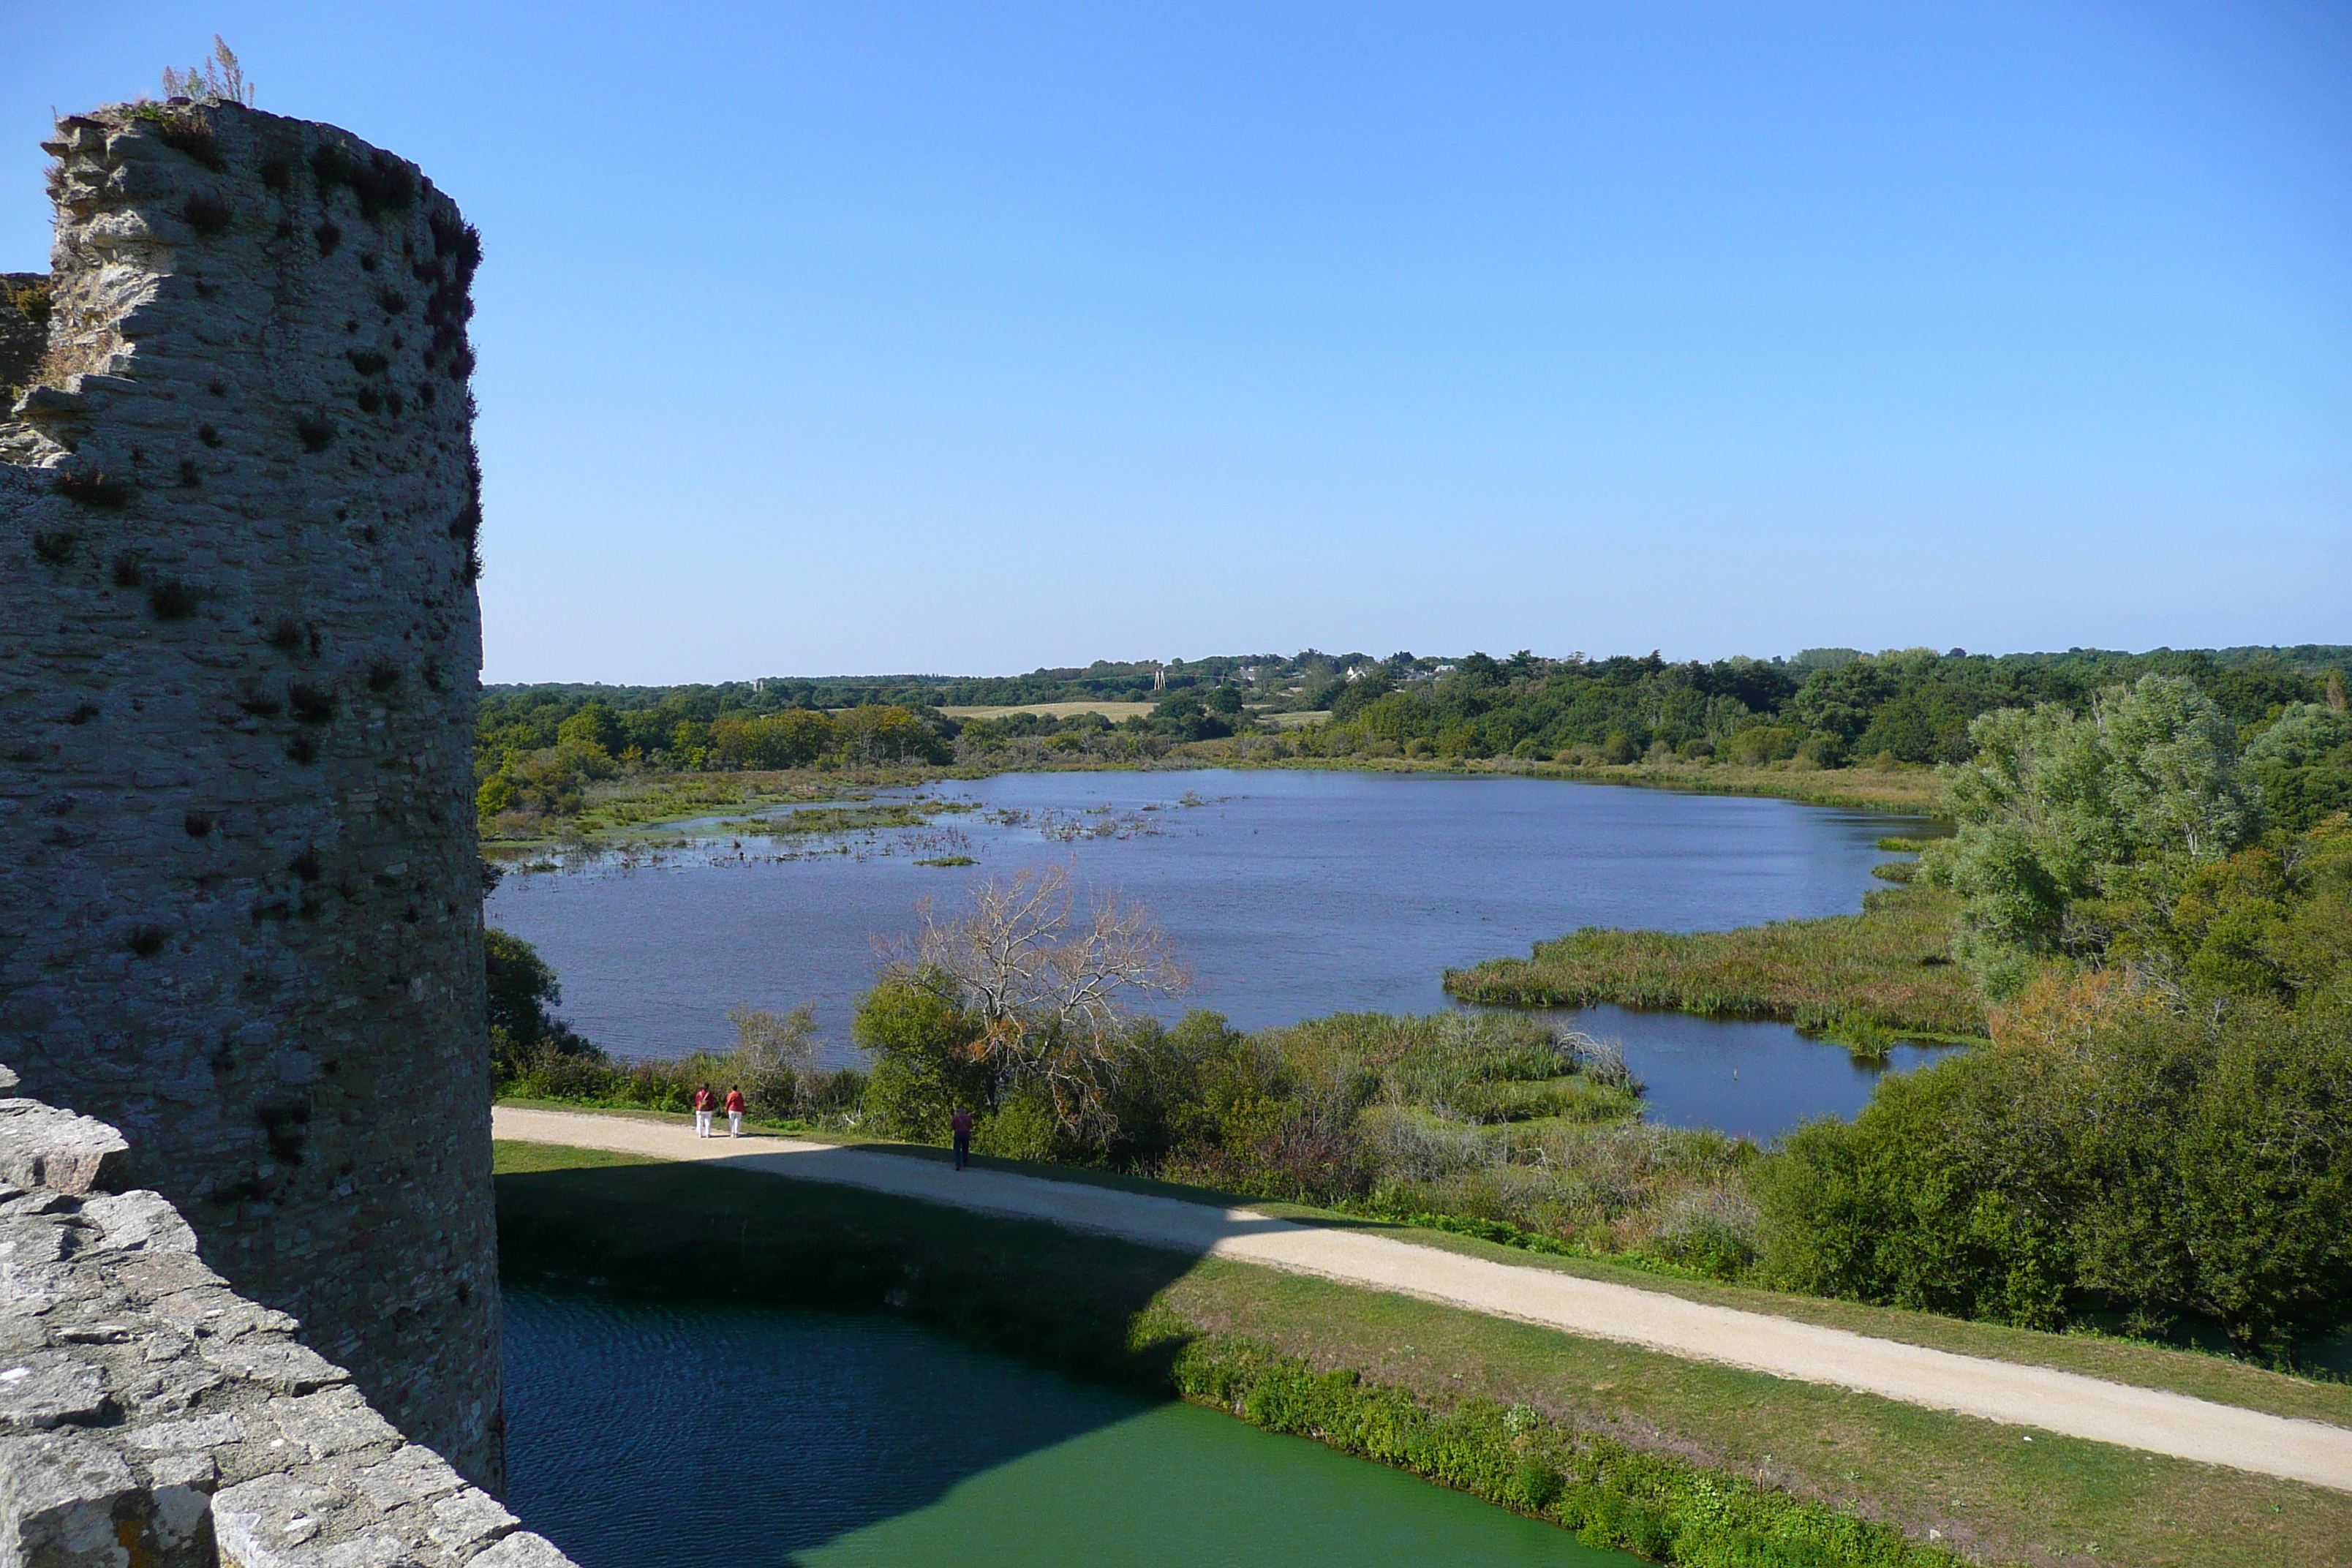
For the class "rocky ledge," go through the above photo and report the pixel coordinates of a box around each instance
[0,1065,574,1567]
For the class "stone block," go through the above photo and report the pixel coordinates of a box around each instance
[199,1336,348,1395]
[0,1430,139,1568]
[0,1352,109,1433]
[0,1104,127,1196]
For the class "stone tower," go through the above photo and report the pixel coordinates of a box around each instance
[0,101,500,1483]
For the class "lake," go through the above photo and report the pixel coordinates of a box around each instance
[486,767,1949,1141]
[504,1288,1632,1568]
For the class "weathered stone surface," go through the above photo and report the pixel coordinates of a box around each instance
[0,1101,128,1196]
[0,1352,110,1432]
[0,98,502,1485]
[0,1076,578,1567]
[0,1429,143,1568]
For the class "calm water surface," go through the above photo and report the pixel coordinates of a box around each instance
[487,769,1948,1140]
[505,1289,1630,1568]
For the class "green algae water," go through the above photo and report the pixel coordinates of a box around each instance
[505,1289,1632,1567]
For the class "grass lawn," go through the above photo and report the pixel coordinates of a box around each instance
[495,1139,2352,1568]
[1444,886,1986,1040]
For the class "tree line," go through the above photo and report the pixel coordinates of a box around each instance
[1298,646,2346,769]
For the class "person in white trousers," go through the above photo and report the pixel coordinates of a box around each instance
[725,1085,745,1137]
[692,1083,716,1137]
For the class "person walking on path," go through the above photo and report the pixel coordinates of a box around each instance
[691,1084,716,1139]
[725,1085,746,1138]
[951,1107,974,1171]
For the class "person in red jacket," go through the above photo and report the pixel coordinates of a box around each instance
[725,1085,746,1138]
[950,1107,974,1170]
[691,1084,716,1139]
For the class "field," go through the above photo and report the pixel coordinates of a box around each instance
[939,701,1160,720]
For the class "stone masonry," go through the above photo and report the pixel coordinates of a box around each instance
[0,102,501,1484]
[0,1063,578,1567]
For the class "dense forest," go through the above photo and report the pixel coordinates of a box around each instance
[476,644,2351,832]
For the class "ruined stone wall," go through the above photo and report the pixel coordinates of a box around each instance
[0,276,44,397]
[0,102,500,1483]
[0,1065,577,1567]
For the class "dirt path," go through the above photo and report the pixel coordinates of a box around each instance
[494,1107,2352,1493]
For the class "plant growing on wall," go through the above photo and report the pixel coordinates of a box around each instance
[162,37,255,106]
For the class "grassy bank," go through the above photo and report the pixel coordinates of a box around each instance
[496,1139,2352,1567]
[1445,887,1986,1044]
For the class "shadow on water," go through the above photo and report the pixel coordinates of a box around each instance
[496,1156,1637,1568]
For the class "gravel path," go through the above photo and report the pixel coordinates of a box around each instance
[496,1107,2352,1493]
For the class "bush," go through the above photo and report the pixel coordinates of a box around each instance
[1753,976,2352,1360]
[1723,726,1801,766]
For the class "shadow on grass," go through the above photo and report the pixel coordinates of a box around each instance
[497,1149,1219,1561]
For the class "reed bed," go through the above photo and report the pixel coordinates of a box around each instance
[1444,887,1985,1041]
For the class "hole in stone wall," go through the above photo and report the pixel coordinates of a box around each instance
[355,387,382,414]
[184,810,216,837]
[295,415,336,453]
[183,192,234,237]
[127,926,168,957]
[346,350,387,375]
[112,553,144,587]
[67,704,99,725]
[177,459,202,488]
[377,288,407,315]
[287,735,317,764]
[259,155,295,191]
[198,423,224,447]
[288,683,337,723]
[148,579,203,620]
[32,531,75,564]
[237,694,284,717]
[290,848,323,881]
[367,660,402,693]
[314,221,342,257]
[56,470,132,508]
[257,1098,312,1164]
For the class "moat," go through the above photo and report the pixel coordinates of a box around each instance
[505,1289,1637,1567]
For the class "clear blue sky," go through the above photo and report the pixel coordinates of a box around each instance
[7,3,2346,682]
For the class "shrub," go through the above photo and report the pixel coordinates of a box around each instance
[1753,976,2352,1360]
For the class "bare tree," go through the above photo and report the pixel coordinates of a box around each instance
[885,863,1187,1131]
[727,1003,820,1117]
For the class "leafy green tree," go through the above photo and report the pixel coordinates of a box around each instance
[554,701,625,758]
[484,927,602,1080]
[852,973,992,1138]
[2242,701,2352,832]
[1923,675,2258,987]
